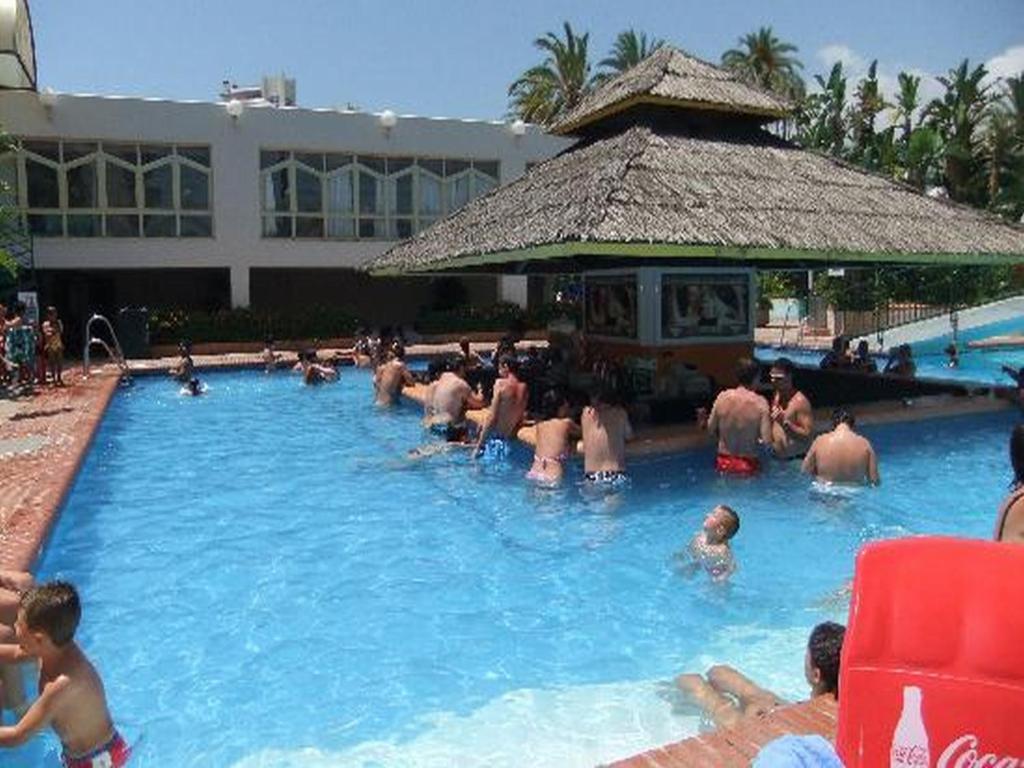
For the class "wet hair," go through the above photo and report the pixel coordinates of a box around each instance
[831,408,855,428]
[856,340,869,355]
[1010,424,1024,487]
[771,358,795,378]
[541,388,567,420]
[807,621,845,695]
[717,505,740,539]
[735,358,760,387]
[188,378,201,394]
[498,354,520,377]
[594,380,623,407]
[20,581,81,647]
[391,343,406,361]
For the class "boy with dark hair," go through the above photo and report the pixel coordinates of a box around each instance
[802,408,880,485]
[0,581,129,767]
[702,357,771,475]
[474,354,528,458]
[805,621,845,697]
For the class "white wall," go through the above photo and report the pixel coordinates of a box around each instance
[0,91,570,305]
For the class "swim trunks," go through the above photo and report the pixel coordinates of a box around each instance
[584,470,630,486]
[62,730,131,768]
[716,453,760,475]
[480,436,510,460]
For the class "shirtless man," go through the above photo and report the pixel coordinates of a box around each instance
[300,352,338,385]
[0,582,131,767]
[703,358,771,475]
[580,384,633,484]
[526,389,580,484]
[374,346,415,406]
[802,409,880,485]
[677,622,844,730]
[168,340,194,383]
[424,359,485,442]
[769,358,814,460]
[474,355,528,457]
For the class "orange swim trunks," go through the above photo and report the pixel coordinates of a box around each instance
[716,453,760,475]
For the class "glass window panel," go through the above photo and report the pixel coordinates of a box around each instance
[389,218,414,239]
[27,213,63,236]
[388,173,414,215]
[358,218,385,239]
[474,160,499,180]
[295,153,324,172]
[295,168,321,213]
[327,217,355,238]
[358,171,383,214]
[180,215,213,237]
[326,170,354,214]
[260,150,289,169]
[143,214,176,237]
[105,163,137,208]
[358,156,386,174]
[0,156,16,207]
[143,165,173,209]
[263,169,290,212]
[23,141,59,161]
[419,174,442,216]
[446,175,471,211]
[178,146,210,166]
[326,153,353,171]
[105,214,140,237]
[180,166,210,210]
[67,160,98,208]
[473,171,498,198]
[263,216,292,238]
[26,158,59,208]
[419,158,444,177]
[294,217,324,238]
[63,142,97,162]
[445,159,469,176]
[140,145,172,165]
[388,157,413,174]
[66,214,100,237]
[104,143,138,164]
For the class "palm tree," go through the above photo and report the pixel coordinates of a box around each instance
[923,59,993,203]
[508,22,594,126]
[594,29,664,83]
[984,74,1024,219]
[721,26,805,100]
[892,72,921,151]
[795,62,847,155]
[848,60,889,167]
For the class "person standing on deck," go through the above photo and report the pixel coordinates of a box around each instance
[769,358,813,460]
[701,358,771,476]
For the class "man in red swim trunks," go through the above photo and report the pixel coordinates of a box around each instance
[702,358,771,475]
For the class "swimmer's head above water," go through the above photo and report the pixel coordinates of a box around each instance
[805,621,845,697]
[703,504,740,544]
[831,408,855,429]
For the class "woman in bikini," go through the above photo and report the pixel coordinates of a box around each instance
[526,389,580,485]
[995,424,1024,543]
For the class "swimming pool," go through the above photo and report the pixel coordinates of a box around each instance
[6,370,1016,767]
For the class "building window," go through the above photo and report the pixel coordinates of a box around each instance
[259,151,499,240]
[5,139,213,238]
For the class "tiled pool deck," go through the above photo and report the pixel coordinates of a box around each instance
[1,352,1010,765]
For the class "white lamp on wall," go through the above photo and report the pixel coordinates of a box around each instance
[225,99,244,120]
[379,109,397,135]
[509,119,527,138]
[38,86,58,116]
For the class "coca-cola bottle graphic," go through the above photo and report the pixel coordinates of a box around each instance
[890,685,930,767]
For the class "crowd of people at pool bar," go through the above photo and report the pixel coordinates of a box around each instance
[1,324,1022,766]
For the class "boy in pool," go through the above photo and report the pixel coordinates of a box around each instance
[261,335,279,373]
[0,581,130,767]
[683,505,739,581]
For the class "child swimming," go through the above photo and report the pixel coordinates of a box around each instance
[683,504,740,581]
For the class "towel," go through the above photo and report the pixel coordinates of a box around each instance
[752,734,843,767]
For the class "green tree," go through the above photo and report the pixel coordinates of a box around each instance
[984,73,1024,220]
[892,72,921,152]
[795,62,847,155]
[594,29,664,84]
[847,60,889,168]
[923,59,993,204]
[721,26,805,100]
[508,22,594,125]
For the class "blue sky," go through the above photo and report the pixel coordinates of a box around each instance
[32,0,1024,119]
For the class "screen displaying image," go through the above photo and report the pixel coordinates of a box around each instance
[661,274,750,339]
[585,274,638,339]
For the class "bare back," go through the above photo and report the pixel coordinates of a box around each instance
[40,645,115,755]
[528,418,578,482]
[708,387,770,458]
[429,372,473,424]
[375,360,412,406]
[802,425,879,485]
[490,376,528,438]
[581,404,633,473]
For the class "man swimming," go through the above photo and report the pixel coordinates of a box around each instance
[424,359,486,442]
[374,344,415,406]
[768,358,813,460]
[580,383,633,484]
[474,355,529,458]
[702,358,771,475]
[802,409,880,485]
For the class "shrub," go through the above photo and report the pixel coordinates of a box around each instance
[149,305,360,345]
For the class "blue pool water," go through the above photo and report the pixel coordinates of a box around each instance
[5,370,1018,767]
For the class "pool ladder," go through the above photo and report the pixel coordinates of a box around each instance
[82,314,132,382]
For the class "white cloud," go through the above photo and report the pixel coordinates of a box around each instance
[984,44,1024,83]
[817,44,866,74]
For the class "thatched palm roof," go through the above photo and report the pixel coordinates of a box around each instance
[366,126,1024,275]
[550,46,791,136]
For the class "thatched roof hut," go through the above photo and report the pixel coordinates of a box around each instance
[366,46,1024,276]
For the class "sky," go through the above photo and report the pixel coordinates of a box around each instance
[30,0,1024,121]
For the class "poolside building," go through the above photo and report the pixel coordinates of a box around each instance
[0,0,569,334]
[368,46,1024,386]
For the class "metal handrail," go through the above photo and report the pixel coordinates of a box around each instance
[82,314,131,380]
